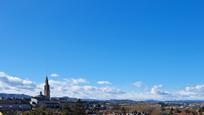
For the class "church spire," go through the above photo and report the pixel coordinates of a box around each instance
[45,75,48,84]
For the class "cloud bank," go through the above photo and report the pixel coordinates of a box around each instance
[0,72,204,100]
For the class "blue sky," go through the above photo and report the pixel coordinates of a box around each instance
[0,0,204,100]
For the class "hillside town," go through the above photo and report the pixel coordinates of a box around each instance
[0,76,204,115]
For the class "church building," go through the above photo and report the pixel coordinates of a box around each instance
[30,76,60,108]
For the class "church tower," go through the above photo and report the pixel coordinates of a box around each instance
[44,76,50,98]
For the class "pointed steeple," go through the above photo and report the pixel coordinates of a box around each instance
[45,75,48,84]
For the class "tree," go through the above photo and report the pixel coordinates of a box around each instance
[72,99,86,115]
[62,99,86,115]
[62,104,73,115]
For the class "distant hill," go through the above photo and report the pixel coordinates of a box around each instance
[105,99,137,104]
[0,93,31,99]
[1,93,204,105]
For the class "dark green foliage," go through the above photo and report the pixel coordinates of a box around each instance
[62,99,86,115]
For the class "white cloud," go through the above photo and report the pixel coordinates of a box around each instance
[132,81,143,88]
[48,79,125,99]
[149,85,172,100]
[68,78,87,85]
[50,73,59,77]
[176,85,204,100]
[150,85,169,95]
[0,72,37,95]
[0,72,35,90]
[97,81,112,85]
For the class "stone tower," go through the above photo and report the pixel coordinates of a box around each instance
[44,76,50,98]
